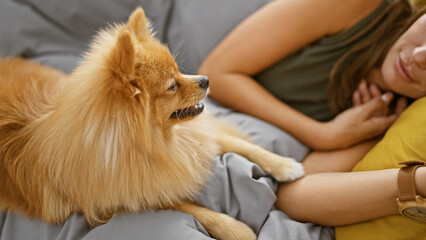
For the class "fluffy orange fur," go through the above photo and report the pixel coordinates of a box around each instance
[0,8,303,240]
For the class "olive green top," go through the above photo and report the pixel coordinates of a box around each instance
[255,0,392,121]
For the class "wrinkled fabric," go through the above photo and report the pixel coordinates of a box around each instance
[0,0,334,239]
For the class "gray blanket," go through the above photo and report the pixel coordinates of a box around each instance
[0,0,334,239]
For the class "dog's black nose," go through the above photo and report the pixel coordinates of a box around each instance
[198,76,209,89]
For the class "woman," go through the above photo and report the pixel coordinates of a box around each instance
[198,0,426,225]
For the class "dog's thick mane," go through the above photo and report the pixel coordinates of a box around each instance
[0,10,220,225]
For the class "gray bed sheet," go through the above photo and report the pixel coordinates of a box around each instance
[0,0,334,239]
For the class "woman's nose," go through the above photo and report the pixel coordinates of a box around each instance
[412,45,426,69]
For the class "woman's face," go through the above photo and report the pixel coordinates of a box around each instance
[381,13,426,98]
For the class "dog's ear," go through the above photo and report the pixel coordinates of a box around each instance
[109,30,135,77]
[127,7,150,38]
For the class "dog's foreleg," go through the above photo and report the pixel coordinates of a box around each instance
[218,134,304,181]
[172,202,256,240]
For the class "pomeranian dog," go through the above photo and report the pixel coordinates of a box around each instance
[0,8,304,240]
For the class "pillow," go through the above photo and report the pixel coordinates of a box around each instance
[335,97,426,240]
[166,0,271,74]
[0,0,169,73]
[0,0,272,74]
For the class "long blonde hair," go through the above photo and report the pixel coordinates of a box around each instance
[327,0,426,113]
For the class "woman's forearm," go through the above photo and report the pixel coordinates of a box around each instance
[276,169,399,226]
[204,72,326,149]
[276,167,426,226]
[302,138,379,174]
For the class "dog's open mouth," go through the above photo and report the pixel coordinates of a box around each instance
[170,103,204,119]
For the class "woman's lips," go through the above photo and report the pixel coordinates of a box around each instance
[396,56,415,83]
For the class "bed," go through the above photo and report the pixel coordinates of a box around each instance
[0,0,334,239]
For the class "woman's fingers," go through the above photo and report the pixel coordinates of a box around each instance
[358,80,371,103]
[369,83,382,98]
[352,91,361,106]
[360,92,393,119]
[353,80,382,106]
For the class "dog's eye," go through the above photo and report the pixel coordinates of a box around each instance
[168,84,177,91]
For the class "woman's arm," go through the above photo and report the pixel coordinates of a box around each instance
[200,0,384,77]
[302,138,379,174]
[199,0,387,150]
[276,135,426,226]
[276,167,426,226]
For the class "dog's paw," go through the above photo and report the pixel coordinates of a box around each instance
[207,213,256,240]
[280,158,305,182]
[264,156,305,182]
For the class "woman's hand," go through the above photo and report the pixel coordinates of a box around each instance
[320,93,394,149]
[317,81,407,149]
[352,80,407,116]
